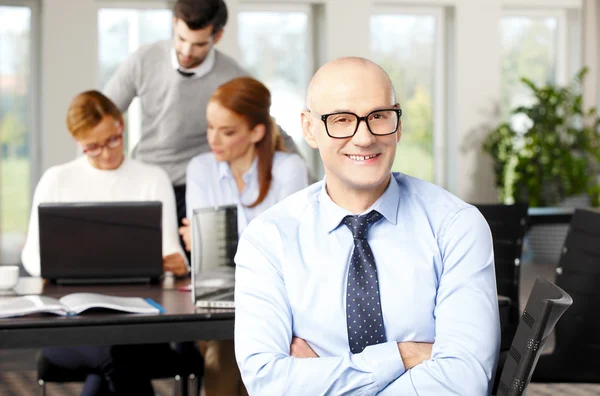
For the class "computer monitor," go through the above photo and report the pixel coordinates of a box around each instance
[39,201,163,284]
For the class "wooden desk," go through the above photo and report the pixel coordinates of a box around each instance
[0,277,234,349]
[0,278,512,350]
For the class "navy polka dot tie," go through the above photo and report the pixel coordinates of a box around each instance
[342,210,386,354]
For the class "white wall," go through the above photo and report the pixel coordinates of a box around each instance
[452,0,502,202]
[37,0,586,203]
[322,0,371,61]
[40,0,97,171]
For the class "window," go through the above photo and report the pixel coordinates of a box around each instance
[500,14,560,128]
[501,7,582,122]
[98,7,172,153]
[0,3,36,265]
[237,6,313,161]
[370,9,443,184]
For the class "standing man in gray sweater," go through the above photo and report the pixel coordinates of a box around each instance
[104,0,296,254]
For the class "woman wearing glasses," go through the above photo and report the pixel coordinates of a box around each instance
[178,77,309,396]
[22,90,187,278]
[21,90,187,395]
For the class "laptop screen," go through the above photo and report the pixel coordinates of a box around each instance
[38,201,163,283]
[190,205,238,302]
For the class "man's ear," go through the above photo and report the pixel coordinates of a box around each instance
[213,28,224,44]
[250,123,266,144]
[394,104,402,143]
[302,111,318,149]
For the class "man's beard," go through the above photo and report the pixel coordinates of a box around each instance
[177,53,205,69]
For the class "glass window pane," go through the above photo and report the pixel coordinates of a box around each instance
[238,11,310,157]
[500,16,558,125]
[370,14,436,182]
[0,5,32,264]
[98,8,172,152]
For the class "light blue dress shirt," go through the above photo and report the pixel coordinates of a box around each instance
[186,151,309,233]
[234,173,501,395]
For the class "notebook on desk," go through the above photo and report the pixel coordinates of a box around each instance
[190,205,238,309]
[0,293,164,318]
[39,201,163,285]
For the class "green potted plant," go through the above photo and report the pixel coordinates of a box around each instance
[483,67,600,207]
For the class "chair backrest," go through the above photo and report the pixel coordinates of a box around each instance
[496,277,572,396]
[474,203,528,325]
[553,208,600,355]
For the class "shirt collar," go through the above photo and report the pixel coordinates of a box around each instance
[320,174,400,234]
[171,45,216,79]
[217,156,259,182]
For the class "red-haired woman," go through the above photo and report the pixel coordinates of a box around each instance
[179,77,309,395]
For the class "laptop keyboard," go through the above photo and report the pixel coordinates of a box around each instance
[195,286,235,298]
[195,286,222,296]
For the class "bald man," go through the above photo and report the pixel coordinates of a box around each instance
[234,57,500,395]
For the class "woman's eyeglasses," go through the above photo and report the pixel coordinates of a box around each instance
[82,132,124,157]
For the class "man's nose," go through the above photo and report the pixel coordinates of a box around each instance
[181,43,192,56]
[351,119,376,146]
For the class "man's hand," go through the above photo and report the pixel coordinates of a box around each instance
[178,218,192,252]
[163,253,188,277]
[397,342,433,370]
[290,337,319,358]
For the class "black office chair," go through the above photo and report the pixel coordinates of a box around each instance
[531,208,600,383]
[494,277,572,396]
[37,342,203,396]
[474,203,528,350]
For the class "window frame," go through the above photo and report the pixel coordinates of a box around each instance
[502,0,583,82]
[502,0,581,8]
[502,9,571,86]
[236,1,315,113]
[0,0,41,264]
[499,5,583,141]
[370,5,447,187]
[236,3,317,174]
[95,1,171,10]
[0,0,41,194]
[95,1,172,153]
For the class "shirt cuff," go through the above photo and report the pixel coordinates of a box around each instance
[361,341,405,391]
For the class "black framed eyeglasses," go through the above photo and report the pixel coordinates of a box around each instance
[310,108,402,139]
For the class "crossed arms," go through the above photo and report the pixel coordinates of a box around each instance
[234,207,501,395]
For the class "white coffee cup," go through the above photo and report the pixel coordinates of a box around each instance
[0,265,20,290]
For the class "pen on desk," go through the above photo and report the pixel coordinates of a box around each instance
[178,284,192,292]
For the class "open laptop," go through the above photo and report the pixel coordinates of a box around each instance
[190,205,238,309]
[39,201,163,284]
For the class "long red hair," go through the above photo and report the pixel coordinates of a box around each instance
[210,77,286,207]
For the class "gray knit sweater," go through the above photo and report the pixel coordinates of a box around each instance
[104,40,248,185]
